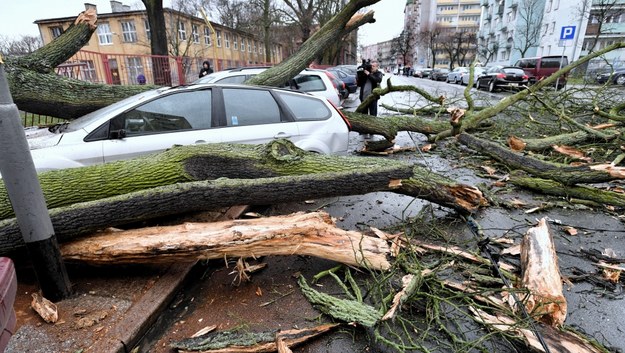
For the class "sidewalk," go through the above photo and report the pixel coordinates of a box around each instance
[7,258,195,353]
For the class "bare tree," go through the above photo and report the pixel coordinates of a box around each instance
[582,0,625,54]
[514,0,544,57]
[0,35,42,56]
[390,27,415,68]
[416,25,442,68]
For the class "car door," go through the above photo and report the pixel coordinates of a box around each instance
[217,87,300,146]
[101,88,220,162]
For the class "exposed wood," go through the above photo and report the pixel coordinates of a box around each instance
[518,218,566,327]
[60,211,392,270]
[171,323,339,352]
[470,307,606,353]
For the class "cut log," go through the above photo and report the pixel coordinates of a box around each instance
[60,211,392,270]
[517,218,566,327]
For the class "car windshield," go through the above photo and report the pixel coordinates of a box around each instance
[62,88,164,132]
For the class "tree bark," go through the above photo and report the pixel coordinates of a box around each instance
[60,211,392,270]
[247,0,379,87]
[5,9,151,119]
[456,133,625,185]
[0,141,485,254]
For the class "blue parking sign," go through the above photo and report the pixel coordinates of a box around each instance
[560,26,576,40]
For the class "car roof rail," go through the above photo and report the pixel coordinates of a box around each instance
[228,66,272,72]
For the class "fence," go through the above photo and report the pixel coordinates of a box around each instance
[20,111,67,127]
[55,50,273,87]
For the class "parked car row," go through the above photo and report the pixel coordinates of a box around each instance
[413,56,570,92]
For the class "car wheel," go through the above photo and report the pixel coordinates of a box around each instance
[488,80,497,93]
[615,75,625,85]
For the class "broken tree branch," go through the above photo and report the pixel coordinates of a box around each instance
[60,211,392,270]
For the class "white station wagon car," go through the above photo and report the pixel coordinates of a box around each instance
[195,67,343,107]
[23,83,352,173]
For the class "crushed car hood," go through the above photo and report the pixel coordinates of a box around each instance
[24,127,63,150]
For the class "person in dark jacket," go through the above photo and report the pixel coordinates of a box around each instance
[358,60,383,116]
[199,61,213,78]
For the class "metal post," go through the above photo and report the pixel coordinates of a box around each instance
[556,43,566,90]
[0,61,72,301]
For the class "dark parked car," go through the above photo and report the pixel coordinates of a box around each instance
[430,68,450,81]
[327,67,358,94]
[476,66,529,92]
[596,68,625,85]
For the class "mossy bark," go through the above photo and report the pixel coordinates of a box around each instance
[457,133,623,185]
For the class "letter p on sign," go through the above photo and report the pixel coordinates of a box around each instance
[560,26,576,40]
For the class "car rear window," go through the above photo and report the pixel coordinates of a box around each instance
[216,75,248,84]
[541,57,566,68]
[223,88,281,126]
[503,68,526,75]
[286,74,326,92]
[277,92,331,121]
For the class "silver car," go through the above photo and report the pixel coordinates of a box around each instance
[22,83,351,173]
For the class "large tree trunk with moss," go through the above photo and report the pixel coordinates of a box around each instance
[4,9,152,119]
[0,141,485,254]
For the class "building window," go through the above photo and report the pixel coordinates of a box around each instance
[241,38,245,51]
[80,60,98,82]
[50,26,63,39]
[178,21,186,40]
[550,22,555,34]
[192,24,199,43]
[554,0,559,10]
[225,32,230,48]
[97,22,113,45]
[248,39,251,52]
[144,19,151,41]
[546,0,552,12]
[126,57,144,84]
[121,20,137,42]
[204,27,211,45]
[216,30,222,47]
[233,36,238,50]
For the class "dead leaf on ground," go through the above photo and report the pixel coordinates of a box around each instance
[31,292,58,323]
[563,226,578,236]
[507,136,526,151]
[552,145,592,163]
[421,143,434,152]
[509,198,527,208]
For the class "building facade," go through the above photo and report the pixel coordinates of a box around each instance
[35,1,284,85]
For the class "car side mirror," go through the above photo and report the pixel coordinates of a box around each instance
[110,129,127,139]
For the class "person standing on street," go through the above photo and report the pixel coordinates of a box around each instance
[199,61,213,78]
[358,60,383,116]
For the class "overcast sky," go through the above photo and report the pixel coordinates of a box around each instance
[0,0,404,46]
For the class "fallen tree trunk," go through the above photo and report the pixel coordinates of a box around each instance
[456,133,625,185]
[517,218,566,327]
[60,211,392,270]
[0,140,486,254]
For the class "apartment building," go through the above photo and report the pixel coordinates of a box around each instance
[581,0,625,71]
[34,1,284,85]
[403,0,480,68]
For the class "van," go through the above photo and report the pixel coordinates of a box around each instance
[514,56,568,89]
